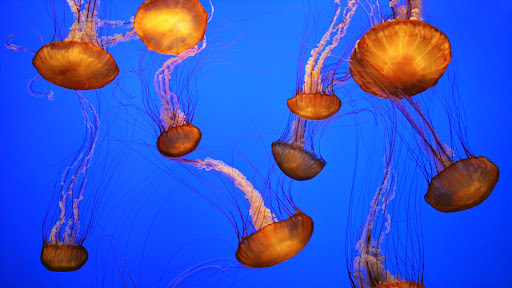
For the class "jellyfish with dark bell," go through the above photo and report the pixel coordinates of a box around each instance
[349,0,499,212]
[272,117,326,180]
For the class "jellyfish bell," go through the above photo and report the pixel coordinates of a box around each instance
[271,141,325,181]
[236,210,313,268]
[134,0,209,55]
[40,243,88,272]
[33,41,118,90]
[349,19,452,98]
[287,92,341,121]
[157,123,202,158]
[425,156,499,213]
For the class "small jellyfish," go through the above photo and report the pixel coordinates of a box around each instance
[272,116,325,180]
[41,92,99,272]
[153,38,207,158]
[31,0,136,90]
[349,0,499,212]
[185,157,314,268]
[288,0,357,121]
[134,0,209,55]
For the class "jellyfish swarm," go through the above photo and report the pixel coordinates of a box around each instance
[154,41,207,158]
[185,158,314,268]
[32,0,137,90]
[287,0,357,121]
[134,0,208,55]
[349,0,499,212]
[41,93,99,272]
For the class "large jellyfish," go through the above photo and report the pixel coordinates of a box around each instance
[179,157,314,268]
[349,0,499,212]
[41,92,99,272]
[272,0,357,181]
[134,0,209,55]
[15,0,137,91]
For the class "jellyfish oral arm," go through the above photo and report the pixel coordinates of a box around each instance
[155,41,207,129]
[185,158,276,230]
[65,0,137,46]
[303,0,357,94]
[353,167,397,287]
[48,93,100,244]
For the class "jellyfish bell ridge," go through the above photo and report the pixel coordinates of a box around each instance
[425,156,499,213]
[32,41,119,90]
[349,19,452,98]
[157,123,202,158]
[271,141,325,181]
[134,0,209,55]
[235,211,313,268]
[40,243,88,272]
[287,92,341,121]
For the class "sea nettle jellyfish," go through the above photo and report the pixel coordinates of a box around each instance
[134,0,209,55]
[288,0,357,121]
[180,157,314,268]
[30,0,137,91]
[349,0,499,212]
[153,41,207,158]
[273,0,357,181]
[41,92,100,272]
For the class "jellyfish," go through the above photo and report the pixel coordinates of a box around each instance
[348,0,499,212]
[134,0,209,55]
[27,0,137,91]
[180,157,314,268]
[287,0,357,121]
[41,92,99,272]
[272,0,357,181]
[154,42,207,158]
[272,116,326,180]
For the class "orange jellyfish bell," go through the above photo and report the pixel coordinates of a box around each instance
[32,41,119,90]
[271,141,325,181]
[236,211,313,268]
[134,0,208,55]
[350,19,452,98]
[157,124,202,158]
[40,243,88,272]
[287,92,341,121]
[374,281,426,288]
[425,156,499,213]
